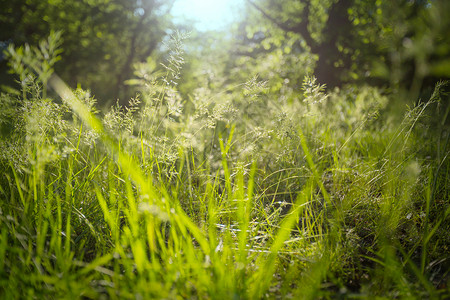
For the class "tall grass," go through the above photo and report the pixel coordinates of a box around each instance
[0,32,449,299]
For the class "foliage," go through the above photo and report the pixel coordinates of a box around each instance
[0,0,172,104]
[236,0,450,99]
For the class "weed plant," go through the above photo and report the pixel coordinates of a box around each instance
[0,32,449,299]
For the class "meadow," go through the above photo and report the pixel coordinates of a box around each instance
[0,31,449,299]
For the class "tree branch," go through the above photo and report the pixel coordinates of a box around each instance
[246,0,316,52]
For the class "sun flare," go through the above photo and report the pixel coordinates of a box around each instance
[171,0,244,31]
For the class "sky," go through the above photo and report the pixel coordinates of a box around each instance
[171,0,245,31]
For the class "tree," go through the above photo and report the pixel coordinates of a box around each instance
[0,0,174,104]
[243,0,450,95]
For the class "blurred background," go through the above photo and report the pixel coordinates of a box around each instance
[1,0,449,107]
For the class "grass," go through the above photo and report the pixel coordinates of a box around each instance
[0,32,449,299]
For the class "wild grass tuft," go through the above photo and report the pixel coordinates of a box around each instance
[0,32,448,299]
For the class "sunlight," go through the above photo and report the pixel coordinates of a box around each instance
[171,0,244,31]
